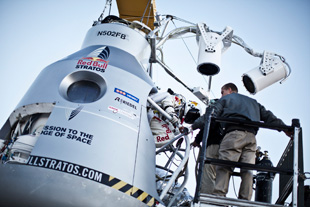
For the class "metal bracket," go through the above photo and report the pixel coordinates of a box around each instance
[221,26,233,53]
[197,23,233,53]
[259,51,279,75]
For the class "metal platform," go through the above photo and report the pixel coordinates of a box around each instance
[192,116,304,207]
[198,194,286,207]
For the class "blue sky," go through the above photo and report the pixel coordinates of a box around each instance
[1,0,309,202]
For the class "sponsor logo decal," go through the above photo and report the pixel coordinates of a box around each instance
[114,88,139,103]
[108,106,137,119]
[76,46,110,73]
[27,155,103,182]
[156,123,172,143]
[27,155,155,206]
[114,97,137,110]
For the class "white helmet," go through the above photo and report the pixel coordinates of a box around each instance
[173,93,186,118]
[184,100,202,124]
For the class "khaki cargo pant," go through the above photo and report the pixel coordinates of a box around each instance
[213,130,256,200]
[200,144,219,194]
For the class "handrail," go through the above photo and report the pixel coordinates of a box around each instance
[147,97,173,121]
[167,151,189,207]
[193,107,213,203]
[159,134,191,200]
[205,158,293,175]
[292,126,300,207]
[212,117,293,132]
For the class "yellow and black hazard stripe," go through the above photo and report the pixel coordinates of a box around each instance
[103,175,155,206]
[27,156,156,207]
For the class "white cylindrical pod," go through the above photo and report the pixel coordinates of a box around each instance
[243,57,287,94]
[197,33,223,76]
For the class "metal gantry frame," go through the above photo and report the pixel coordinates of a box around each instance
[193,111,304,207]
[146,13,298,207]
[292,126,300,207]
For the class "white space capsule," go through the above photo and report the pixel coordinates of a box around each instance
[0,20,160,207]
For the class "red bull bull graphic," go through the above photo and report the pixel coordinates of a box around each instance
[82,57,107,62]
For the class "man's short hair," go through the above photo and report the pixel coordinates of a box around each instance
[222,83,238,92]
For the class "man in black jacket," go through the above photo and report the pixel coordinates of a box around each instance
[191,83,292,200]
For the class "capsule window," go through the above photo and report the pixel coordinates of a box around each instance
[67,80,101,103]
[59,71,106,103]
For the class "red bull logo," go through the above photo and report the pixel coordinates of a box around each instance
[76,46,111,73]
[76,57,109,73]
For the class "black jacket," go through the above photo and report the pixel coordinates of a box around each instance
[192,93,285,135]
[194,120,223,147]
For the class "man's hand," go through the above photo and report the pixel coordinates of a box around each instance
[191,141,201,148]
[179,126,192,135]
[284,130,294,140]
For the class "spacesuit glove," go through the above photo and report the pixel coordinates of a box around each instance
[170,114,179,125]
